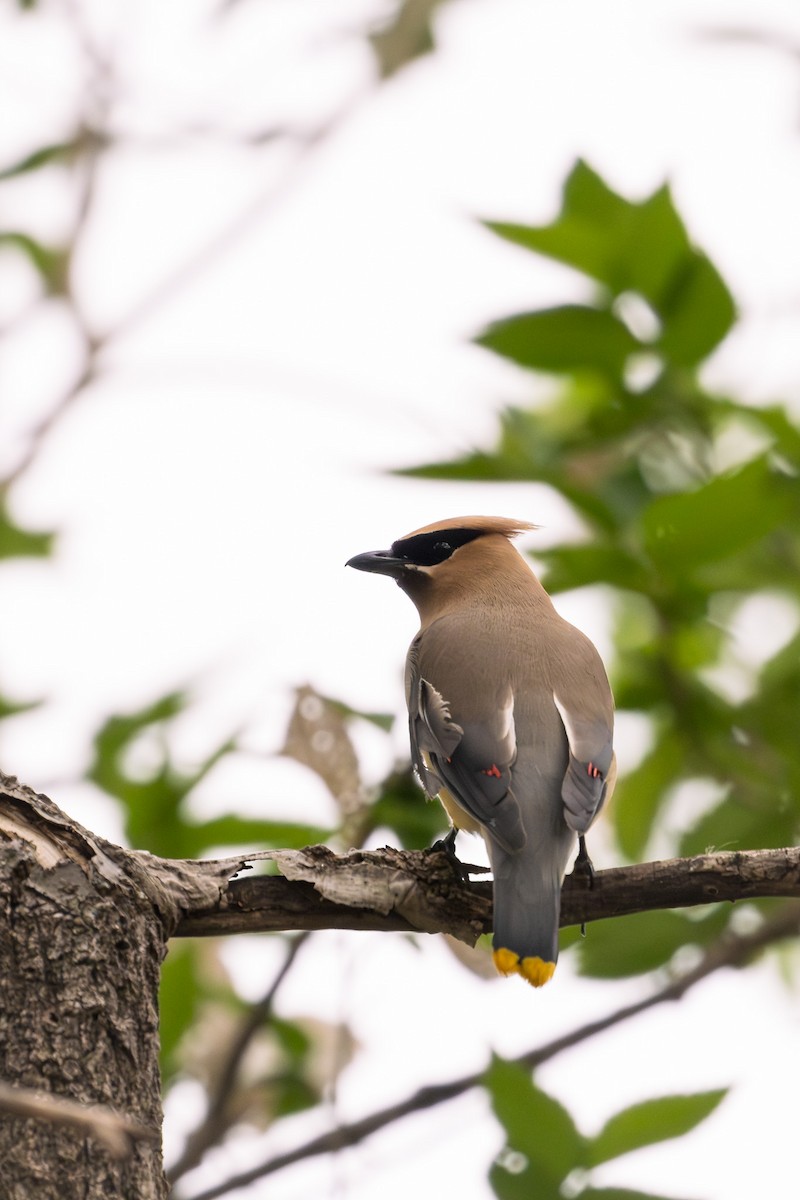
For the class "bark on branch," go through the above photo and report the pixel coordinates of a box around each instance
[173,843,800,944]
[4,771,796,949]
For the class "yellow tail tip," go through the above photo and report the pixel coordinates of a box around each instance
[493,948,556,988]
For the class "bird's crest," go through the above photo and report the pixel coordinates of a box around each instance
[399,516,536,541]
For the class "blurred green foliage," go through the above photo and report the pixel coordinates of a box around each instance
[405,159,800,885]
[485,1056,726,1200]
[0,498,54,559]
[87,693,333,858]
[0,231,71,294]
[367,765,449,847]
[2,122,797,1196]
[403,162,799,1195]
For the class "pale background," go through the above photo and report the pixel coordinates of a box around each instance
[0,0,799,1196]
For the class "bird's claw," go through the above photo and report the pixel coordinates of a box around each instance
[433,826,458,857]
[431,827,472,881]
[571,835,596,938]
[571,835,595,888]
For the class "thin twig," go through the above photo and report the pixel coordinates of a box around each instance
[97,80,372,347]
[0,1082,160,1160]
[3,38,374,490]
[178,904,800,1200]
[167,932,310,1184]
[2,112,107,492]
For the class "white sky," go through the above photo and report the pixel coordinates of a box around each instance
[1,0,799,1197]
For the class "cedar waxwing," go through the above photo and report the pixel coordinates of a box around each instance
[346,516,615,987]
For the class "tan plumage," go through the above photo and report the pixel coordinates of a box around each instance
[347,516,615,987]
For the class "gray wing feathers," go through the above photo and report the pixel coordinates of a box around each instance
[408,677,462,795]
[407,664,525,853]
[553,692,614,834]
[418,678,463,758]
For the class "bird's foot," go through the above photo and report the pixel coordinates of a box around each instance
[571,835,595,887]
[431,827,474,881]
[571,835,595,938]
[433,825,458,858]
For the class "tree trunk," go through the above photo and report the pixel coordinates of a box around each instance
[0,774,168,1199]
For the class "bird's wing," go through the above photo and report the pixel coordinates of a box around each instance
[406,644,525,853]
[553,692,614,834]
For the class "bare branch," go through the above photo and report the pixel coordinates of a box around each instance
[4,773,797,941]
[96,83,370,348]
[0,1082,159,1160]
[178,904,800,1200]
[173,843,800,942]
[0,15,377,489]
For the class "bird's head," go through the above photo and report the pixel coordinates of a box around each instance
[346,516,536,618]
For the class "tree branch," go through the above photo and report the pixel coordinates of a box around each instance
[178,903,800,1200]
[173,843,800,943]
[0,1082,160,1160]
[4,774,797,942]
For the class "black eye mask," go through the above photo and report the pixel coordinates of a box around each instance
[390,527,484,566]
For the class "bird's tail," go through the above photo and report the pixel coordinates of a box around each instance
[489,836,573,988]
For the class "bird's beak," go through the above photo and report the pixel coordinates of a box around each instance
[345,549,408,578]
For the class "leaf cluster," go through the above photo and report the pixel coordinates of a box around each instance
[487,1057,725,1200]
[386,165,800,1198]
[403,159,800,978]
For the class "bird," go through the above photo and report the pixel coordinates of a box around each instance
[346,515,615,987]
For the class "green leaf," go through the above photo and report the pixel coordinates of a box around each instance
[398,403,626,533]
[0,693,41,721]
[368,2,438,80]
[0,232,70,292]
[271,1074,318,1119]
[263,1017,321,1118]
[611,729,685,860]
[0,501,55,560]
[89,691,333,856]
[588,1090,727,1166]
[0,140,79,181]
[477,305,640,377]
[159,941,203,1074]
[485,162,735,368]
[88,692,186,802]
[490,1162,561,1200]
[641,456,799,574]
[537,543,649,593]
[573,908,729,979]
[369,769,448,848]
[755,405,800,463]
[485,1056,585,1194]
[657,253,736,365]
[485,162,650,293]
[579,1190,698,1200]
[88,692,236,855]
[270,1015,312,1065]
[484,166,675,302]
[622,184,696,307]
[678,793,798,859]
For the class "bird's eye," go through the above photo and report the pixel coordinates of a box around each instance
[390,527,482,566]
